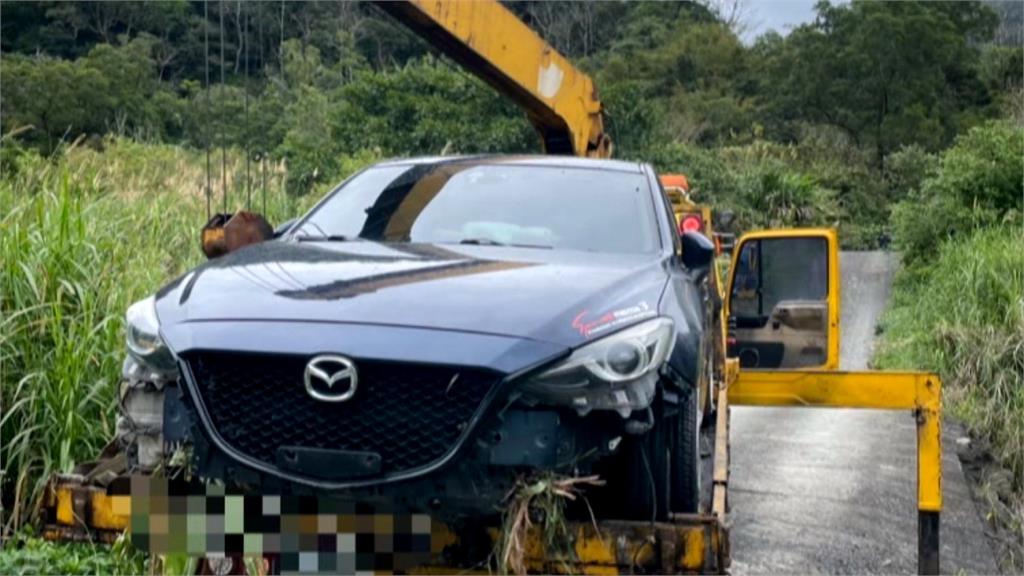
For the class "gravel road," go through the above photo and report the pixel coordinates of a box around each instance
[729,251,998,574]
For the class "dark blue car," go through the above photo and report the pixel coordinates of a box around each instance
[121,156,717,524]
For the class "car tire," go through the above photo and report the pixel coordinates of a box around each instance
[670,385,701,513]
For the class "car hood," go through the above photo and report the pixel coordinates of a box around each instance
[155,240,669,349]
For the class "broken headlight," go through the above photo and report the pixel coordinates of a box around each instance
[520,318,675,417]
[125,295,177,378]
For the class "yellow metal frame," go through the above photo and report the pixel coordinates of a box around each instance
[378,0,610,157]
[41,477,131,543]
[729,370,942,513]
[725,228,841,370]
[722,227,941,573]
[497,519,723,574]
[728,369,943,573]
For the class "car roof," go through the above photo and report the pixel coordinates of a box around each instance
[373,154,646,174]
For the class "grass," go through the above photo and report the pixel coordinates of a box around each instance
[496,473,603,575]
[0,530,146,575]
[0,137,324,539]
[874,225,1024,566]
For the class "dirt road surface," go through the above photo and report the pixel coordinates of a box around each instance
[729,251,998,574]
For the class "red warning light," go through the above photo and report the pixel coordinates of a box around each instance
[679,214,703,234]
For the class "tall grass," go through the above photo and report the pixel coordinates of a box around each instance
[0,138,318,536]
[875,226,1024,552]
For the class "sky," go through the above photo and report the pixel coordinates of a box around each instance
[741,0,831,44]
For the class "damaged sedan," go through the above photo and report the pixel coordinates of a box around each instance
[119,156,718,530]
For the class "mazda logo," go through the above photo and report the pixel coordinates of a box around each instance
[304,355,358,403]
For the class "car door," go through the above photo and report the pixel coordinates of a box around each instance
[725,229,839,370]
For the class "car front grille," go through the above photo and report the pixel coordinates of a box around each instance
[184,351,501,479]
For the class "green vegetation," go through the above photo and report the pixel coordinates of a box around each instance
[1,0,1021,568]
[875,120,1024,567]
[0,530,145,575]
[0,138,326,538]
[2,1,1019,217]
[877,227,1023,476]
[891,121,1023,264]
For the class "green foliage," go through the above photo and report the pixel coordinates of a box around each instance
[644,140,842,237]
[875,226,1024,520]
[597,18,754,150]
[0,530,146,576]
[929,120,1024,212]
[0,55,112,150]
[892,121,1024,264]
[0,40,182,150]
[0,139,327,535]
[883,145,938,201]
[755,1,999,163]
[279,86,338,195]
[879,122,1024,553]
[1,0,1018,244]
[330,59,535,157]
[269,57,535,195]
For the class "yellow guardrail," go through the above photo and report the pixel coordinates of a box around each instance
[729,369,942,574]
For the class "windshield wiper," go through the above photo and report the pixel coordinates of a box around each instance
[458,238,506,246]
[457,238,552,249]
[295,233,352,242]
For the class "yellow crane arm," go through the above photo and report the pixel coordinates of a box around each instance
[376,0,611,158]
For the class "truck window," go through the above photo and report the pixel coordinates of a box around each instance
[730,237,828,320]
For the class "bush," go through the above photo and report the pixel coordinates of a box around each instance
[883,145,938,202]
[892,121,1024,264]
[642,140,838,233]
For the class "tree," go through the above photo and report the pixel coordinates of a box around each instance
[0,55,112,150]
[756,1,999,166]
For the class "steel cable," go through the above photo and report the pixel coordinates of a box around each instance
[219,0,227,214]
[204,0,211,220]
[243,2,251,211]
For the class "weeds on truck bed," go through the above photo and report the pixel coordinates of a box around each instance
[496,473,604,575]
[0,137,323,538]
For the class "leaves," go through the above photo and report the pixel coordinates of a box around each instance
[755,1,1000,163]
[892,121,1024,263]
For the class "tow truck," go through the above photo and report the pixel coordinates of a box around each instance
[42,1,942,573]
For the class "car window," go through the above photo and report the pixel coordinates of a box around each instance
[296,162,659,254]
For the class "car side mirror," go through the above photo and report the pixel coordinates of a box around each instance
[681,231,715,273]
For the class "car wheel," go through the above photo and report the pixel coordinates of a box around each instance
[670,385,701,513]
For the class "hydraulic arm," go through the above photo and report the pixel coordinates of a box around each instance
[376,0,611,158]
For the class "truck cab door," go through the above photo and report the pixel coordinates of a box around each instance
[725,229,839,370]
